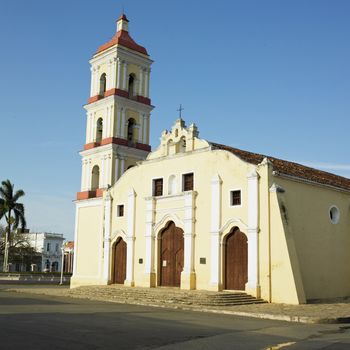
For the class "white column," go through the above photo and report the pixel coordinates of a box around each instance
[116,58,122,89]
[120,157,125,176]
[108,106,112,137]
[81,159,86,191]
[246,169,260,296]
[102,107,108,139]
[121,108,126,138]
[104,106,111,138]
[146,115,150,144]
[142,114,148,144]
[144,198,155,274]
[138,113,144,143]
[89,113,94,143]
[105,154,111,187]
[107,60,112,90]
[116,108,122,137]
[114,156,120,183]
[90,66,96,96]
[122,61,128,90]
[210,174,222,289]
[85,113,90,143]
[138,67,144,96]
[111,58,117,89]
[181,191,196,289]
[144,69,149,98]
[103,191,112,282]
[101,156,105,188]
[94,66,100,95]
[90,113,95,142]
[125,188,136,286]
[85,159,90,191]
[86,159,92,190]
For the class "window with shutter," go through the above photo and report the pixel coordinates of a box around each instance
[230,190,241,206]
[183,173,194,191]
[153,178,163,196]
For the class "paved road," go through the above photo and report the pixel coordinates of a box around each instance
[0,286,350,349]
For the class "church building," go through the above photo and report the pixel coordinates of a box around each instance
[71,15,350,304]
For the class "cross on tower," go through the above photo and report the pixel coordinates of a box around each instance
[177,104,184,118]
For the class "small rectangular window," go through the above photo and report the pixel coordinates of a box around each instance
[183,173,194,191]
[117,205,124,217]
[47,243,50,252]
[230,190,241,206]
[153,178,163,196]
[55,243,59,252]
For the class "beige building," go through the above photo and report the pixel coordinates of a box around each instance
[72,15,350,304]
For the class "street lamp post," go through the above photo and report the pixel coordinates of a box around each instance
[59,242,65,285]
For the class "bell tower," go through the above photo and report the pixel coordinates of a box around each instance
[77,14,153,200]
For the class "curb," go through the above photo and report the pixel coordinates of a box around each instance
[6,288,350,324]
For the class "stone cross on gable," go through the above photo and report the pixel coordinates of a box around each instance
[177,104,184,118]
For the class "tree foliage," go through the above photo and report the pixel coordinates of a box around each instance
[0,179,26,231]
[0,180,27,271]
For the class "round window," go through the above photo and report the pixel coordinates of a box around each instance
[329,206,340,224]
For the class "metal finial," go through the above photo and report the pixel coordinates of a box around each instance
[177,104,184,118]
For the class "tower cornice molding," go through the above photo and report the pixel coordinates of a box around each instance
[84,93,154,112]
[89,46,153,66]
[80,142,150,158]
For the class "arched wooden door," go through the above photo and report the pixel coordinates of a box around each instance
[225,228,248,290]
[159,222,184,287]
[113,238,127,284]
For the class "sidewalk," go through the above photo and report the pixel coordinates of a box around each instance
[5,285,350,324]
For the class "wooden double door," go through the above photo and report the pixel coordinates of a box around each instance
[113,238,127,284]
[225,228,248,290]
[159,222,184,287]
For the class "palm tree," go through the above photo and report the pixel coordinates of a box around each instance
[0,180,26,272]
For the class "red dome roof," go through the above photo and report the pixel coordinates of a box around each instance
[95,15,148,56]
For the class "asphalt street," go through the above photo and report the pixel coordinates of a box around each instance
[0,286,350,349]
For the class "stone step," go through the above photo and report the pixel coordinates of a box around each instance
[71,286,266,306]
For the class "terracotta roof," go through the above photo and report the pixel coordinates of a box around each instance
[210,142,350,191]
[96,29,148,55]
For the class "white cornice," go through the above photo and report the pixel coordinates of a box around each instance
[90,46,153,66]
[74,197,103,207]
[80,143,114,156]
[84,94,154,112]
[80,143,149,159]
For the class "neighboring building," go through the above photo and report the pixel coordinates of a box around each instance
[71,15,350,304]
[26,232,65,272]
[63,241,74,273]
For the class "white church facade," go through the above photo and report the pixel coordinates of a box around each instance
[71,15,350,304]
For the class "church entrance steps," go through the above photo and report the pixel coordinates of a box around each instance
[71,285,266,307]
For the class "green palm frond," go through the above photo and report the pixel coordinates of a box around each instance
[0,198,5,220]
[0,180,13,200]
[13,203,26,229]
[13,189,25,203]
[0,179,26,230]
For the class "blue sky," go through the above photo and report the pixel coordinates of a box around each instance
[0,0,349,240]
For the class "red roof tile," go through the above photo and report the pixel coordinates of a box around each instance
[96,29,148,56]
[210,142,350,191]
[118,14,129,22]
